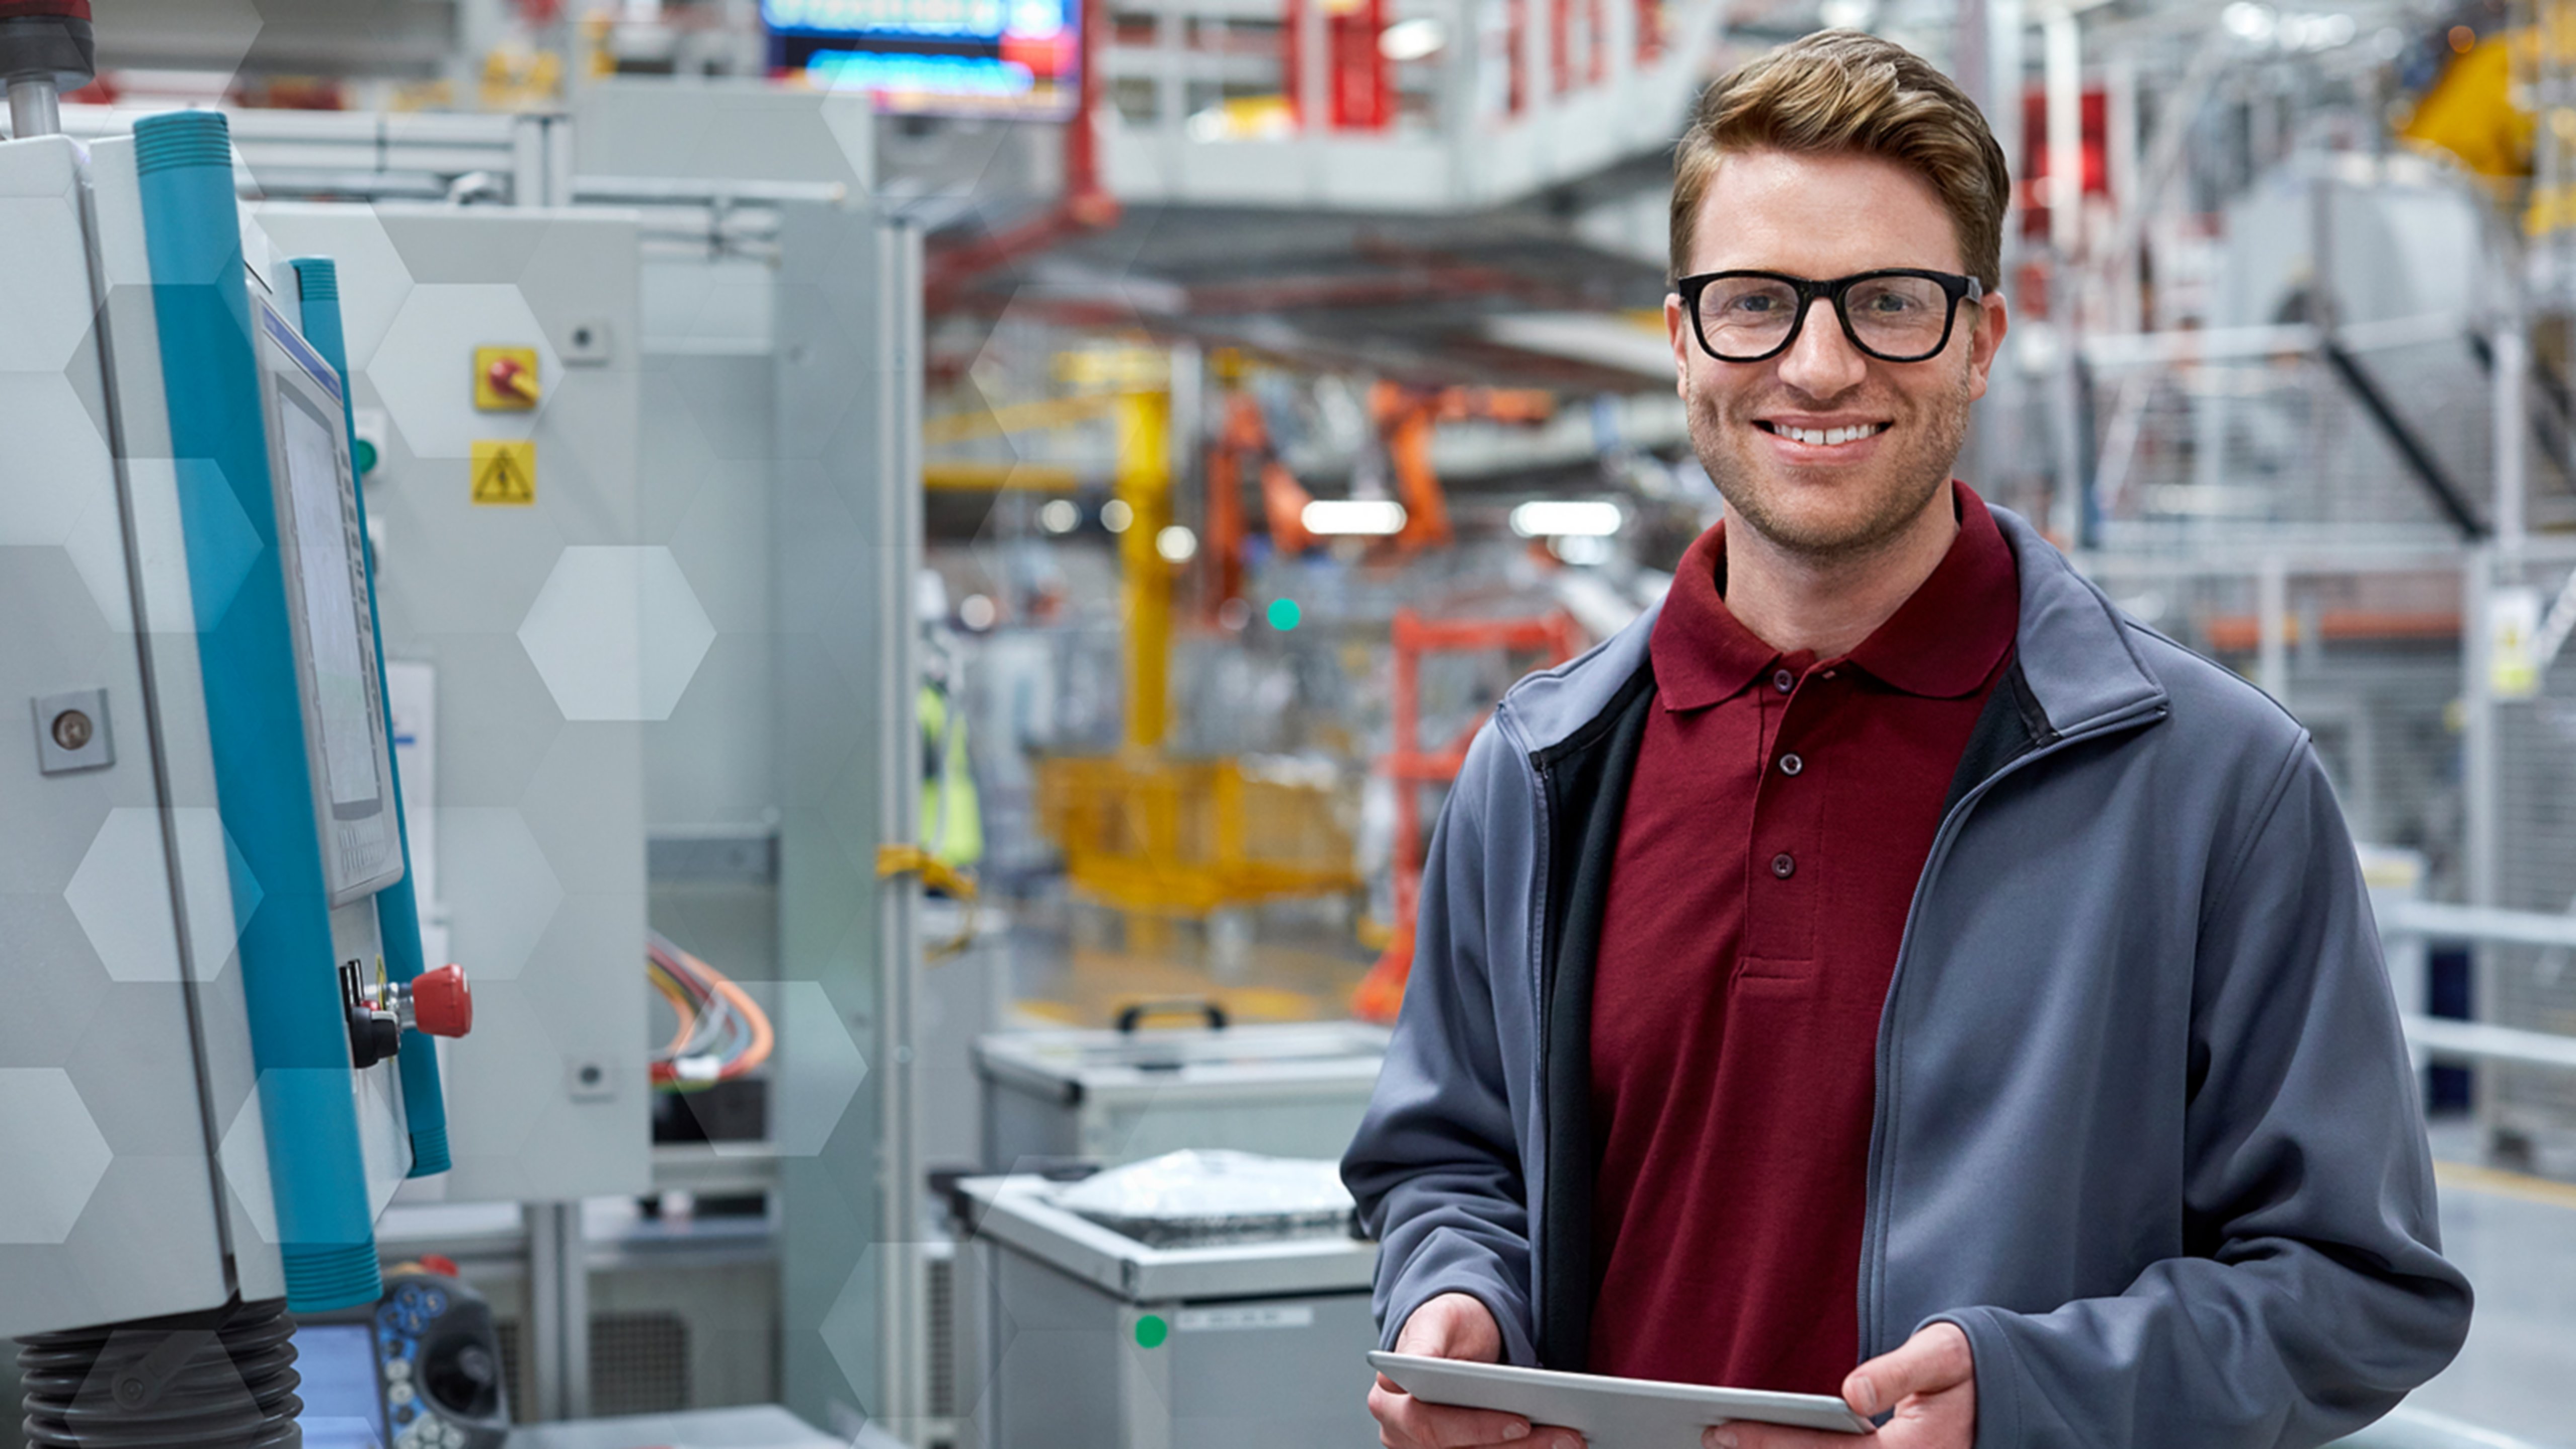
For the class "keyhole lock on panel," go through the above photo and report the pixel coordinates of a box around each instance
[32,689,112,775]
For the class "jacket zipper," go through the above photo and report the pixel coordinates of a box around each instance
[1510,703,1558,1340]
[1853,701,2168,1358]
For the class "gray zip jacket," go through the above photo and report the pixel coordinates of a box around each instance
[1343,507,2471,1448]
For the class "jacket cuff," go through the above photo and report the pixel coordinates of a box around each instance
[1920,1308,2019,1449]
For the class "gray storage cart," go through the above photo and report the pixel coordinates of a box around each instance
[973,1013,1390,1169]
[952,1169,1381,1449]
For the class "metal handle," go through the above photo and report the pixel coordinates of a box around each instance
[1114,999,1228,1034]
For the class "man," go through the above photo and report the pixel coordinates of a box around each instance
[1343,30,2471,1449]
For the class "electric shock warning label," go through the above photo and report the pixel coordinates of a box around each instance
[470,439,536,505]
[1174,1306,1315,1332]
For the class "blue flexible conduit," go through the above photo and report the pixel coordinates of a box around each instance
[135,111,383,1311]
[289,256,454,1177]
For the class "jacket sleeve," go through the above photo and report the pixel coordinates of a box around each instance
[1935,739,2472,1449]
[1342,728,1542,1365]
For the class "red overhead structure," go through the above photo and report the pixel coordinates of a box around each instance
[1284,0,1393,129]
[1353,609,1584,1023]
[922,0,1122,312]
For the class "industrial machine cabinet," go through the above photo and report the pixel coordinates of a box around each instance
[951,1172,1380,1449]
[973,1019,1389,1169]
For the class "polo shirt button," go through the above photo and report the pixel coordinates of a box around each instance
[1772,669,1794,693]
[1779,753,1803,776]
[1770,852,1795,878]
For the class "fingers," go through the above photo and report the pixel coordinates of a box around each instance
[1705,1422,1855,1449]
[1368,1380,1582,1449]
[1841,1323,1974,1418]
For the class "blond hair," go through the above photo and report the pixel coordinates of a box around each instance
[1669,30,2011,289]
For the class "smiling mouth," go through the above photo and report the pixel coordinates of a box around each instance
[1756,421,1891,447]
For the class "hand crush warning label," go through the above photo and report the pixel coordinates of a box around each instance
[470,439,536,506]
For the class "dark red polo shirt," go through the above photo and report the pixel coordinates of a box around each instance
[1585,484,2019,1394]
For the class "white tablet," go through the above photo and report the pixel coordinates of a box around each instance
[1369,1351,1876,1443]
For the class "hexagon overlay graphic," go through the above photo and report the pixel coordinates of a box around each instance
[0,1069,114,1244]
[218,1081,278,1244]
[517,545,717,722]
[734,980,870,1159]
[87,807,256,982]
[820,1240,937,1416]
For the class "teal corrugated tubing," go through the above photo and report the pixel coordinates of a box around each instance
[133,116,231,174]
[289,256,453,1178]
[135,111,383,1313]
[407,1120,450,1175]
[285,1241,386,1308]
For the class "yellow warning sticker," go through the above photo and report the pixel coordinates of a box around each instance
[469,439,536,506]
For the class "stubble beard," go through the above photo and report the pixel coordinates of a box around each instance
[1686,363,1975,566]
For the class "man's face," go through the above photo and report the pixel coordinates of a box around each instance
[1665,148,2008,561]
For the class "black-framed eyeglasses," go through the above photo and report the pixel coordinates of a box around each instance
[1675,268,1984,364]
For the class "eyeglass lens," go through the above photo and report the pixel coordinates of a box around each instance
[1698,275,1955,361]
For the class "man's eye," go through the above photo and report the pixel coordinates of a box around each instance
[1724,295,1778,314]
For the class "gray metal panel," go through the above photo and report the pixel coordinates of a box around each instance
[983,1242,1128,1449]
[965,1201,1379,1449]
[573,80,874,195]
[0,134,237,1335]
[1165,1295,1379,1448]
[639,348,775,835]
[88,0,458,76]
[773,202,923,1432]
[250,202,652,1204]
[974,1024,1388,1167]
[958,1178,1378,1302]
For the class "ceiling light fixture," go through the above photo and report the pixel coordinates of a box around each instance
[1302,499,1408,535]
[1510,500,1624,537]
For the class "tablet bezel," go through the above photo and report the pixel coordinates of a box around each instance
[1368,1350,1876,1438]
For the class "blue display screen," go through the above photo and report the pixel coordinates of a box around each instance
[295,1323,388,1449]
[764,0,1078,116]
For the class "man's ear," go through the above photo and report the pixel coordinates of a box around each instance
[1666,291,1695,400]
[1965,289,2009,403]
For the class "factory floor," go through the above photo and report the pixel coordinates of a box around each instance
[2394,1119,2576,1446]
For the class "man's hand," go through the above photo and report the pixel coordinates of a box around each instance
[1370,1293,1585,1449]
[1703,1323,1975,1449]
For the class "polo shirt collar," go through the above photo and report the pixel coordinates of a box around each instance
[1649,482,2019,709]
[1650,520,1782,710]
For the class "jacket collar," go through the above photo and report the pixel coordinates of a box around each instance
[1499,502,2165,755]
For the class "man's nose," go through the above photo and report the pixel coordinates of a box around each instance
[1777,298,1869,398]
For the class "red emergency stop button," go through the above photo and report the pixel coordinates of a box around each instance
[486,355,538,403]
[412,963,472,1037]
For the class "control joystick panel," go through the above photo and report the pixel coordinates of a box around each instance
[375,1269,509,1449]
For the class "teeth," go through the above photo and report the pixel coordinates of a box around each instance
[1779,424,1880,446]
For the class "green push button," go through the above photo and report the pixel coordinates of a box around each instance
[1135,1315,1168,1348]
